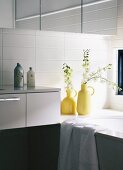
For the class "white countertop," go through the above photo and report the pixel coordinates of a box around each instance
[0,86,61,94]
[61,109,123,121]
[61,109,123,139]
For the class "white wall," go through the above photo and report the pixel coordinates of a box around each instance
[0,28,110,111]
[0,29,2,86]
[109,0,123,111]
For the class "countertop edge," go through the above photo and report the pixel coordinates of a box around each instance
[0,86,61,94]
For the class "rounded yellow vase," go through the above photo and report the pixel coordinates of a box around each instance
[61,89,77,115]
[77,83,94,115]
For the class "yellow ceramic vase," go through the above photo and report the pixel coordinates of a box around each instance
[61,88,77,115]
[77,83,94,115]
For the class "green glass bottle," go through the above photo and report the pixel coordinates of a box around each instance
[14,63,24,88]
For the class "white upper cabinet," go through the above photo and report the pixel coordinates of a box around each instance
[15,0,40,30]
[82,0,117,35]
[0,0,14,28]
[41,0,82,33]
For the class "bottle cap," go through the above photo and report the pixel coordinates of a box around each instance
[29,67,32,70]
[17,63,20,66]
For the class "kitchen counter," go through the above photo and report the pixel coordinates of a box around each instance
[0,86,61,129]
[0,86,61,94]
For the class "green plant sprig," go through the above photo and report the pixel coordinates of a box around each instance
[82,49,122,91]
[62,63,73,89]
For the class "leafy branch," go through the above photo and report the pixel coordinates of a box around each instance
[62,63,73,89]
[82,49,122,91]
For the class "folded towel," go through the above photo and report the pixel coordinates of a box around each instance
[58,121,99,170]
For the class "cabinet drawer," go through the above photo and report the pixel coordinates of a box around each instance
[27,92,60,126]
[0,94,26,129]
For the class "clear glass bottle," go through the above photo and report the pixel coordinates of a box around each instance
[14,63,24,88]
[27,67,35,87]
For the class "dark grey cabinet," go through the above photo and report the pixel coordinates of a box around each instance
[95,133,123,170]
[0,124,60,170]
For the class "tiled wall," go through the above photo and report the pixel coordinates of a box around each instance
[109,0,123,110]
[0,29,2,86]
[0,28,110,110]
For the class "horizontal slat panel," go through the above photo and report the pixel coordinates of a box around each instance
[41,8,81,32]
[16,0,40,19]
[118,0,123,6]
[83,18,116,32]
[41,8,81,21]
[15,17,40,30]
[83,7,117,22]
[41,0,81,14]
[83,0,117,13]
[42,14,81,29]
[85,29,117,35]
[43,24,81,33]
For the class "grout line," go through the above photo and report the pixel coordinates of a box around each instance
[64,32,65,62]
[25,94,27,127]
[35,31,36,73]
[1,28,3,87]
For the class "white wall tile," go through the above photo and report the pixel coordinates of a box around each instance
[36,34,64,49]
[114,28,123,39]
[63,60,82,73]
[3,28,36,35]
[112,39,123,48]
[36,48,64,61]
[3,34,35,47]
[35,72,63,87]
[0,31,2,86]
[3,71,28,85]
[36,30,64,37]
[36,60,63,73]
[65,49,108,63]
[3,71,13,85]
[0,28,110,110]
[3,60,35,72]
[65,49,83,61]
[3,47,35,61]
[0,60,2,86]
[65,34,108,50]
[0,33,2,60]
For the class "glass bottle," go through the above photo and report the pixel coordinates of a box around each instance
[14,63,24,88]
[27,67,35,87]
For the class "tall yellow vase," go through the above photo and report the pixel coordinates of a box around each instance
[77,83,94,115]
[61,89,77,115]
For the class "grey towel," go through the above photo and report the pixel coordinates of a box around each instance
[58,122,99,170]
